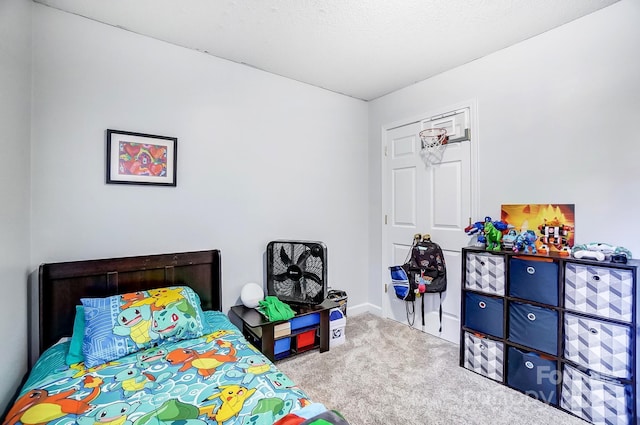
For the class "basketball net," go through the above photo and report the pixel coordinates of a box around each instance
[419,128,448,166]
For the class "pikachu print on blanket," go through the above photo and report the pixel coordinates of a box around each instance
[199,384,257,425]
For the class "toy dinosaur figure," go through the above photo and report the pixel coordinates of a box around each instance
[484,221,503,251]
[465,216,510,249]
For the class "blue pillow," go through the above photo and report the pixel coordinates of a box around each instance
[81,286,207,368]
[65,305,85,365]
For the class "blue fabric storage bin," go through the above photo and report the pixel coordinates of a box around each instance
[274,337,291,355]
[290,313,321,330]
[509,258,558,306]
[509,302,558,355]
[464,292,504,338]
[507,347,558,405]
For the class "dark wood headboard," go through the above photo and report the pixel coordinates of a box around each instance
[38,250,221,355]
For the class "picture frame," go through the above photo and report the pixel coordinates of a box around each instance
[106,129,177,186]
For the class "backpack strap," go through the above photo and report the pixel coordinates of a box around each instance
[438,292,443,333]
[406,298,415,327]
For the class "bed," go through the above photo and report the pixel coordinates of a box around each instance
[4,250,348,425]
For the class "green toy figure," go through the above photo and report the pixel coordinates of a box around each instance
[484,221,503,251]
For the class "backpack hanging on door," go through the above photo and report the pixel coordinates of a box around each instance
[401,234,447,331]
[402,236,447,294]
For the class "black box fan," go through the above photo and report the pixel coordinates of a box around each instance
[266,240,327,305]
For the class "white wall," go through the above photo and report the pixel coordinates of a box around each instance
[0,0,32,414]
[30,5,368,318]
[368,0,640,308]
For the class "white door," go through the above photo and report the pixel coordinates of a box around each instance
[382,107,475,344]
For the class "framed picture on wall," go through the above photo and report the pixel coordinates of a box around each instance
[106,129,177,186]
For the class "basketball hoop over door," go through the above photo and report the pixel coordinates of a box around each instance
[419,127,448,166]
[418,108,471,166]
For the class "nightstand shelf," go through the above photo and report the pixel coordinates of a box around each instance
[231,299,337,362]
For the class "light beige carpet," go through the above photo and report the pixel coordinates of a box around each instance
[277,312,585,425]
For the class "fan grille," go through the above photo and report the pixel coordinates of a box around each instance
[268,242,326,304]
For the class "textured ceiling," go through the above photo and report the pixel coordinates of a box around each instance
[35,0,619,101]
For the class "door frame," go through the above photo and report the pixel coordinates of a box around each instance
[380,99,480,322]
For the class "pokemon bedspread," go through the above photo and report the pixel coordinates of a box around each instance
[4,311,348,425]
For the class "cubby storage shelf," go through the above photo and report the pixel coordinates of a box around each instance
[231,299,337,362]
[460,247,639,425]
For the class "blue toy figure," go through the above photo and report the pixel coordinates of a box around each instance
[515,230,538,254]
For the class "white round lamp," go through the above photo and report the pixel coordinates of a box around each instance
[240,282,264,308]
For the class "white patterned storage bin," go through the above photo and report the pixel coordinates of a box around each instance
[465,252,505,296]
[564,313,632,379]
[564,264,633,322]
[463,331,504,382]
[561,365,632,425]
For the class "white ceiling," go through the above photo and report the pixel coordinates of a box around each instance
[35,0,620,101]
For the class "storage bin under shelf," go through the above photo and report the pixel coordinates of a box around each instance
[463,331,504,382]
[507,347,558,405]
[509,257,559,306]
[290,312,321,330]
[561,364,632,425]
[465,252,505,296]
[464,292,504,338]
[564,313,632,379]
[564,263,633,322]
[508,301,558,356]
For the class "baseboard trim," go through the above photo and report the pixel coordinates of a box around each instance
[346,302,381,317]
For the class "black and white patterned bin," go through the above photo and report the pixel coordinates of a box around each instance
[565,263,633,322]
[564,313,632,379]
[463,331,504,382]
[561,364,632,425]
[465,252,505,296]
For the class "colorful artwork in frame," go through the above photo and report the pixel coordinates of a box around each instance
[106,129,177,186]
[501,204,575,253]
